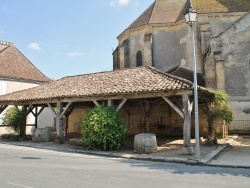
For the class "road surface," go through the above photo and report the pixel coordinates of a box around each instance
[0,143,249,188]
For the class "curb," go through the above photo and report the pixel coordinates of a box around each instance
[198,144,230,164]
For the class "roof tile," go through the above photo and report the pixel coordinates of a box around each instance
[0,41,51,83]
[0,66,212,103]
[127,0,250,30]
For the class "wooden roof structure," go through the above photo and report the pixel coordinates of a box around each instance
[0,66,214,146]
[0,66,213,105]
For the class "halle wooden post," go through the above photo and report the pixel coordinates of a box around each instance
[56,102,64,143]
[182,95,192,147]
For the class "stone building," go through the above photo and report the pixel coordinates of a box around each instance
[113,0,250,127]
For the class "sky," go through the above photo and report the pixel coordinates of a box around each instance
[0,0,153,80]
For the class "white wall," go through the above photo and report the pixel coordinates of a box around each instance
[38,107,54,128]
[0,80,54,135]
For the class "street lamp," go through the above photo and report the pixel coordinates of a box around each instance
[184,4,200,159]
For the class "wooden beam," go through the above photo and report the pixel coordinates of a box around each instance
[182,94,192,147]
[93,100,100,106]
[162,96,184,119]
[116,99,127,112]
[37,106,45,116]
[30,110,36,117]
[35,107,38,129]
[0,90,193,106]
[107,99,113,107]
[65,105,74,116]
[59,102,73,119]
[47,103,56,118]
[0,105,8,114]
[55,102,64,143]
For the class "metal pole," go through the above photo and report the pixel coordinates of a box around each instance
[191,24,200,158]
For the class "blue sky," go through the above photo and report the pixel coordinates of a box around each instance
[0,0,153,79]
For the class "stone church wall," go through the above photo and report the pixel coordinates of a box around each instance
[206,12,250,121]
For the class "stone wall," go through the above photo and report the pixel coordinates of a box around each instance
[68,106,89,133]
[207,12,250,120]
[69,101,209,138]
[114,22,203,74]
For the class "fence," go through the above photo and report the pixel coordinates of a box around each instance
[228,120,250,134]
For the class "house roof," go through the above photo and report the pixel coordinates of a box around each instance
[127,0,250,30]
[0,41,51,83]
[0,66,213,104]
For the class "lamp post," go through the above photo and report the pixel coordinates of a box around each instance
[184,4,200,158]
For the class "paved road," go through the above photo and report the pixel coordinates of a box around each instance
[0,144,249,188]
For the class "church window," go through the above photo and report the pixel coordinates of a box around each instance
[136,51,143,67]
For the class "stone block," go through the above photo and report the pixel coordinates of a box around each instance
[32,128,50,142]
[69,138,85,146]
[134,133,157,154]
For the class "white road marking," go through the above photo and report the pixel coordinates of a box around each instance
[7,182,34,188]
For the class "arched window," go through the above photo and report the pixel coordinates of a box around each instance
[136,51,142,67]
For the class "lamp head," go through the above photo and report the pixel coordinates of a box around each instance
[184,6,197,25]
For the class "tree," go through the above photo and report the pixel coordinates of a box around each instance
[2,106,27,139]
[206,90,233,139]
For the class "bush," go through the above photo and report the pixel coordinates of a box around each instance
[2,106,27,138]
[81,105,126,151]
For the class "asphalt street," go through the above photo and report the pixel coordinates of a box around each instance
[0,144,249,188]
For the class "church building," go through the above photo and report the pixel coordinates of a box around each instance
[113,0,250,127]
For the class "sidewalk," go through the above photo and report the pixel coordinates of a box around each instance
[1,135,242,167]
[208,136,250,168]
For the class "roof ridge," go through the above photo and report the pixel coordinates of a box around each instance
[62,65,149,79]
[147,66,194,86]
[148,1,157,24]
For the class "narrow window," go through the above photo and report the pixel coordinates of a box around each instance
[136,51,142,67]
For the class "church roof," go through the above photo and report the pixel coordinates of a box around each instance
[0,66,213,104]
[127,0,250,30]
[0,41,51,83]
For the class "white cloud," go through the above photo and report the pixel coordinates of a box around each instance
[109,0,133,7]
[28,43,41,51]
[67,50,84,57]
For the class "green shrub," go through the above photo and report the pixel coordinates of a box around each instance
[81,105,126,151]
[2,106,27,138]
[206,90,233,139]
